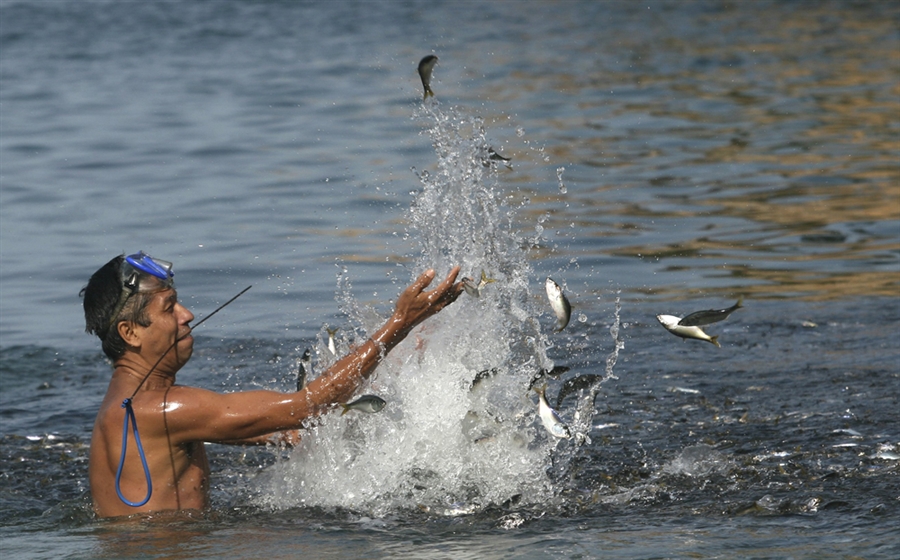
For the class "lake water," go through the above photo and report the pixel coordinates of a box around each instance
[1,1,898,558]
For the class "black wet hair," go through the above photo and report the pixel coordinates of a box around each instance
[80,255,153,361]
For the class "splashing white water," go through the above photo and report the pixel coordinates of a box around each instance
[253,102,608,515]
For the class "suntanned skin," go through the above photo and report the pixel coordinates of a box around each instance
[89,267,463,518]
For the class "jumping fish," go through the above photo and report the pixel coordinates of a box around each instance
[535,385,571,439]
[678,297,743,327]
[657,314,721,347]
[482,146,512,169]
[545,277,571,332]
[417,54,438,99]
[326,327,339,355]
[461,276,479,297]
[461,269,496,298]
[296,348,311,391]
[340,395,387,416]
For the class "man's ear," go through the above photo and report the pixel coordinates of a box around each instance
[117,320,142,349]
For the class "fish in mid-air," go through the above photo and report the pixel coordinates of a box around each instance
[296,348,311,391]
[340,395,387,416]
[482,146,512,169]
[535,385,571,439]
[326,327,339,355]
[461,276,479,297]
[545,277,572,332]
[657,314,721,347]
[417,54,438,99]
[461,269,496,298]
[678,297,743,327]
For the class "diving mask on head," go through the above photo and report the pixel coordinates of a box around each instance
[104,251,175,337]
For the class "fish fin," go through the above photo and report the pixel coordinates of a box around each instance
[340,404,349,416]
[710,335,721,348]
[735,296,744,308]
[423,87,434,99]
[480,269,496,284]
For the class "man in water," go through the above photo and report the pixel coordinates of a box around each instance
[82,252,463,518]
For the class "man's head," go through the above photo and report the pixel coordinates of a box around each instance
[82,252,178,361]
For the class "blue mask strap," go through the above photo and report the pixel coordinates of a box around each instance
[115,398,152,507]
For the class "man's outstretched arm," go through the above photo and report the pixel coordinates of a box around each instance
[163,267,463,444]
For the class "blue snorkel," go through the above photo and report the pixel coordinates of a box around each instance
[110,251,250,508]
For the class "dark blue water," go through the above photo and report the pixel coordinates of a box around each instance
[1,1,898,558]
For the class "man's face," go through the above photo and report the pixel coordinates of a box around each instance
[139,288,195,370]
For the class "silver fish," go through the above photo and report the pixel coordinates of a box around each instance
[417,54,438,99]
[296,348,311,391]
[657,314,720,347]
[545,277,571,332]
[461,269,496,298]
[461,276,479,297]
[326,327,339,355]
[536,385,571,439]
[340,394,387,416]
[678,297,743,327]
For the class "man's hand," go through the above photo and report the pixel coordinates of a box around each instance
[382,266,464,344]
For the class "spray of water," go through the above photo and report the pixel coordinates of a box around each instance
[253,102,612,516]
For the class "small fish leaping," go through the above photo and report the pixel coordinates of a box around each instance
[461,269,496,298]
[417,54,438,99]
[296,348,311,391]
[545,277,572,332]
[535,385,571,439]
[657,297,744,347]
[657,314,720,347]
[340,395,387,416]
[326,327,339,355]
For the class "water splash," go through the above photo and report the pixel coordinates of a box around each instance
[254,102,610,516]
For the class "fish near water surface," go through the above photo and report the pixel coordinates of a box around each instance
[340,395,387,416]
[326,327,339,355]
[461,269,496,298]
[535,385,571,439]
[296,348,311,391]
[417,54,438,99]
[545,277,571,332]
[657,314,721,347]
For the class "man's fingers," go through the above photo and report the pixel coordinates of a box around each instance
[412,269,436,294]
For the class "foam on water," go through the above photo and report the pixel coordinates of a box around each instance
[252,102,611,515]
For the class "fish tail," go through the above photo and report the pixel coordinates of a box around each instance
[340,404,349,416]
[710,335,721,348]
[735,296,744,308]
[423,86,434,99]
